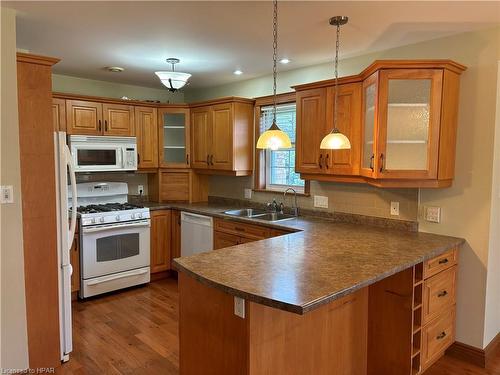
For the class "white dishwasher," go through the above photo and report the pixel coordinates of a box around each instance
[181,211,214,256]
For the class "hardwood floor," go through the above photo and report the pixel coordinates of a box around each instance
[58,278,499,375]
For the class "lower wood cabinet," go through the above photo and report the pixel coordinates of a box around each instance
[214,231,241,249]
[150,210,172,274]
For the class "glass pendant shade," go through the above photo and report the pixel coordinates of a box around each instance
[256,122,292,150]
[320,130,351,149]
[155,71,191,91]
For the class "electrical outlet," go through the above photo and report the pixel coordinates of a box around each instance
[390,201,400,216]
[244,188,252,199]
[137,185,144,195]
[234,296,245,318]
[313,195,328,209]
[425,206,441,223]
[0,185,14,204]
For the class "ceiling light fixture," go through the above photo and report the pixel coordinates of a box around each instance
[320,16,351,150]
[107,66,124,72]
[256,0,291,151]
[234,69,243,75]
[279,58,290,64]
[155,58,191,92]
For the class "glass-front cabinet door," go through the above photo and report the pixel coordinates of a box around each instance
[376,69,442,179]
[360,72,378,178]
[159,108,190,168]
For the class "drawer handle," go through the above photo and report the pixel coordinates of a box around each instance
[234,226,245,231]
[438,258,449,265]
[437,290,448,298]
[436,331,447,340]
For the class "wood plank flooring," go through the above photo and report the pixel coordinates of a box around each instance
[57,278,499,375]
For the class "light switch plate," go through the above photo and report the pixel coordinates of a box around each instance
[314,195,328,209]
[390,201,400,216]
[234,296,245,318]
[0,185,14,204]
[244,188,252,199]
[425,206,441,223]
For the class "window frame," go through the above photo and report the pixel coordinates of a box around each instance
[254,92,310,195]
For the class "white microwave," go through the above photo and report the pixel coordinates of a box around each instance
[68,135,137,172]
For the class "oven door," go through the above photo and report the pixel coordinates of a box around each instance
[81,219,150,279]
[71,143,124,172]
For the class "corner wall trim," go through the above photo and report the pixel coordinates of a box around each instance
[446,332,500,368]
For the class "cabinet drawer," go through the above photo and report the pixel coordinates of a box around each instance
[422,308,455,369]
[214,218,270,239]
[423,266,456,324]
[214,231,241,250]
[424,248,457,279]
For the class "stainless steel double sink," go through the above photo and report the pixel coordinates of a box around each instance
[223,208,296,222]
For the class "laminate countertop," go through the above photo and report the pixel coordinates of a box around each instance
[142,201,464,314]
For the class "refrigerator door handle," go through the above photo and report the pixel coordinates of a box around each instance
[66,145,78,250]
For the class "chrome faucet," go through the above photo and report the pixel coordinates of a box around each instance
[283,187,299,217]
[266,199,280,213]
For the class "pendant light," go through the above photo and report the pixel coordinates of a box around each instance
[256,0,292,150]
[155,58,191,92]
[320,16,351,150]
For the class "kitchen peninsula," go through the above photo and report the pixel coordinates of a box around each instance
[171,203,463,375]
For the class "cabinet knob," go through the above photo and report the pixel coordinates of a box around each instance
[379,153,384,172]
[436,331,447,340]
[438,258,449,264]
[319,154,323,169]
[104,120,108,132]
[186,154,189,165]
[369,154,374,171]
[210,155,214,165]
[137,153,141,164]
[437,290,448,298]
[98,120,102,132]
[206,154,209,164]
[325,154,330,169]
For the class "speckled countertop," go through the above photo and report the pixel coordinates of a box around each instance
[140,201,464,314]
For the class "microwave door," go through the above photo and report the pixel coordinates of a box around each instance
[73,145,121,172]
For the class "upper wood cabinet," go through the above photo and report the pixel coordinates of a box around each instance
[293,60,466,188]
[190,98,254,176]
[66,99,134,136]
[135,106,158,169]
[295,83,361,177]
[52,98,66,131]
[159,107,190,168]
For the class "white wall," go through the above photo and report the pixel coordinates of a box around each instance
[0,7,29,370]
[52,73,184,103]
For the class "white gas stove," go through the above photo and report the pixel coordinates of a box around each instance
[71,182,151,298]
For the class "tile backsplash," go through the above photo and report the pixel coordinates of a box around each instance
[208,175,418,221]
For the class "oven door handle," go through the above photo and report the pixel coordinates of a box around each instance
[82,220,150,233]
[86,268,149,286]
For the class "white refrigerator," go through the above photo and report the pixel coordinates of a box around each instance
[54,131,77,362]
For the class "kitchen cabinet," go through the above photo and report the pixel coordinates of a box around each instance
[190,98,254,176]
[148,169,208,203]
[150,210,172,274]
[159,107,190,168]
[293,60,466,188]
[295,83,361,177]
[52,98,66,131]
[135,106,158,169]
[66,99,134,136]
[170,210,181,269]
[70,230,80,294]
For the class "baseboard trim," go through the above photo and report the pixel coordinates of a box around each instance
[446,332,500,368]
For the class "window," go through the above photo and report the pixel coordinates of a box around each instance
[259,102,305,192]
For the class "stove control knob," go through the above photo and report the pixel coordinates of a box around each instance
[138,213,143,219]
[99,217,105,223]
[130,213,135,220]
[91,218,96,224]
[115,215,121,221]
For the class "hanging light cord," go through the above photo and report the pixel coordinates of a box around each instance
[333,21,340,133]
[272,0,278,127]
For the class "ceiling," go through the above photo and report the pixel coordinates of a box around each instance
[4,1,499,89]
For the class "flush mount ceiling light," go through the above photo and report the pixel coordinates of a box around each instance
[106,66,124,72]
[256,0,292,151]
[320,16,351,150]
[155,58,191,92]
[233,69,243,75]
[279,58,290,64]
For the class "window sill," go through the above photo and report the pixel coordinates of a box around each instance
[252,188,310,197]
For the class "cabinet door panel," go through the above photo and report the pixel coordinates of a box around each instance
[151,210,172,273]
[214,231,240,249]
[191,107,211,169]
[327,83,362,175]
[66,100,102,135]
[377,69,442,179]
[160,108,190,168]
[52,98,66,131]
[211,103,233,170]
[135,106,158,169]
[296,88,328,174]
[103,103,135,136]
[360,72,378,178]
